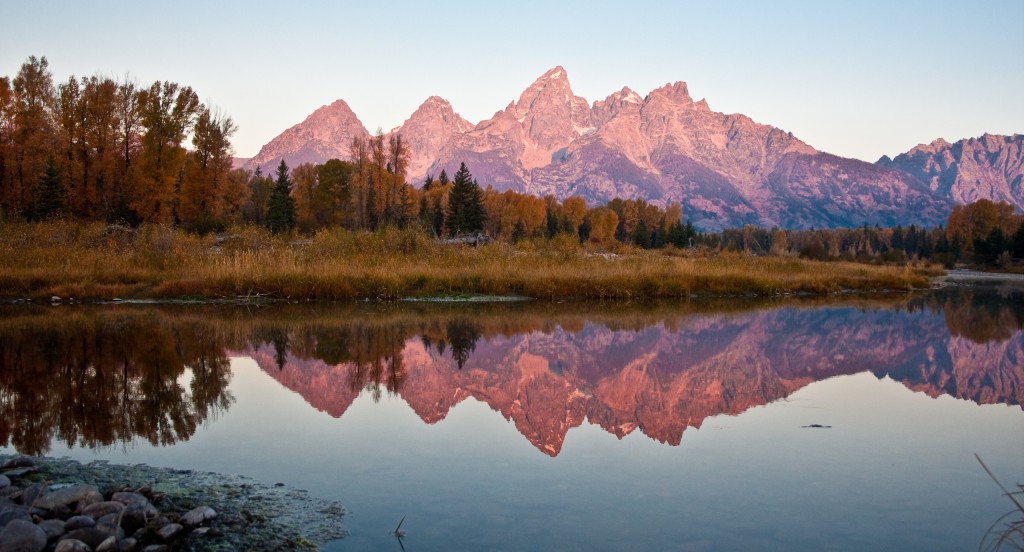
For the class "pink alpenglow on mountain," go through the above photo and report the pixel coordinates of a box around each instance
[248,67,1022,230]
[246,99,370,174]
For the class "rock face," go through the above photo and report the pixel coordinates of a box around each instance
[245,99,370,175]
[247,67,1020,229]
[878,133,1024,213]
[395,96,474,185]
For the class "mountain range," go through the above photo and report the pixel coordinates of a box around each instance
[243,67,1023,230]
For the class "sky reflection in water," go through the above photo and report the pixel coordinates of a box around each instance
[1,287,1022,551]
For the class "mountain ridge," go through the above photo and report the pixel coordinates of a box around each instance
[244,68,1022,229]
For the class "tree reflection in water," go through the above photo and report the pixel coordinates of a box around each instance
[0,309,234,455]
[0,286,1021,456]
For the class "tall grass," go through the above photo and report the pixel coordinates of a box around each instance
[0,221,940,301]
[978,454,1024,552]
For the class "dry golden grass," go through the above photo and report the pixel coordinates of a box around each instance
[0,221,941,301]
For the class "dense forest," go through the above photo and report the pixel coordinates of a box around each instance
[2,56,1023,267]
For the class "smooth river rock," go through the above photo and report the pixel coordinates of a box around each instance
[0,519,47,552]
[180,506,217,527]
[34,485,102,511]
[54,539,92,552]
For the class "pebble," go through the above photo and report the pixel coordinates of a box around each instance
[0,458,35,470]
[0,498,30,527]
[180,505,216,527]
[0,519,46,552]
[155,523,183,542]
[2,467,39,479]
[61,527,109,549]
[0,454,340,551]
[63,515,96,531]
[37,518,66,540]
[121,501,158,532]
[54,539,91,552]
[81,501,124,519]
[95,535,119,552]
[34,484,102,511]
[20,483,48,509]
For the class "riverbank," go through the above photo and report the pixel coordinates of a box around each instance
[0,455,345,551]
[0,221,941,302]
[943,268,1024,284]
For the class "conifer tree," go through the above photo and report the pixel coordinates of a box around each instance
[1012,222,1024,258]
[266,160,296,233]
[445,162,486,236]
[33,156,66,220]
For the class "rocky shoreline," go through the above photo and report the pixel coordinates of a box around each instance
[0,455,346,551]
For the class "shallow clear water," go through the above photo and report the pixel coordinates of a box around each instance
[1,286,1022,551]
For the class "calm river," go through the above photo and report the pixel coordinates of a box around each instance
[1,285,1022,551]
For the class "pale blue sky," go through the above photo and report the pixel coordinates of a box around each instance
[2,0,1022,162]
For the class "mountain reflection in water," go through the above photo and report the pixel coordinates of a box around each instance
[1,287,1021,457]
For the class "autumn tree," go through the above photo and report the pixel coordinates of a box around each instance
[131,81,199,223]
[586,206,619,245]
[11,56,56,213]
[315,158,354,227]
[562,196,587,236]
[179,106,237,231]
[946,199,1021,255]
[290,162,320,232]
[242,166,273,225]
[0,76,14,217]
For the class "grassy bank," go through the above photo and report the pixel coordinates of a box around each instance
[0,221,941,301]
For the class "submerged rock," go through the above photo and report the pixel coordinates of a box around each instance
[0,454,347,551]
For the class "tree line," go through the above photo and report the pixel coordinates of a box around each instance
[700,198,1024,267]
[3,55,1021,267]
[0,56,243,229]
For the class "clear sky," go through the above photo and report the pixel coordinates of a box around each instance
[2,0,1022,162]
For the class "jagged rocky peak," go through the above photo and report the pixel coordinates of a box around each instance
[905,137,953,156]
[248,66,1018,230]
[880,133,1024,210]
[513,66,593,151]
[591,86,644,126]
[245,98,369,174]
[645,81,694,106]
[407,96,469,124]
[398,96,473,181]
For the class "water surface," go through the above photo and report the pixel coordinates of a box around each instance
[1,287,1022,551]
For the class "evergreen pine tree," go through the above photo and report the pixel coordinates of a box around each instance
[33,157,67,220]
[545,205,558,238]
[437,169,449,185]
[266,160,296,233]
[445,163,486,236]
[432,197,444,237]
[667,222,686,248]
[466,179,486,232]
[632,219,650,248]
[1012,222,1024,258]
[397,184,413,228]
